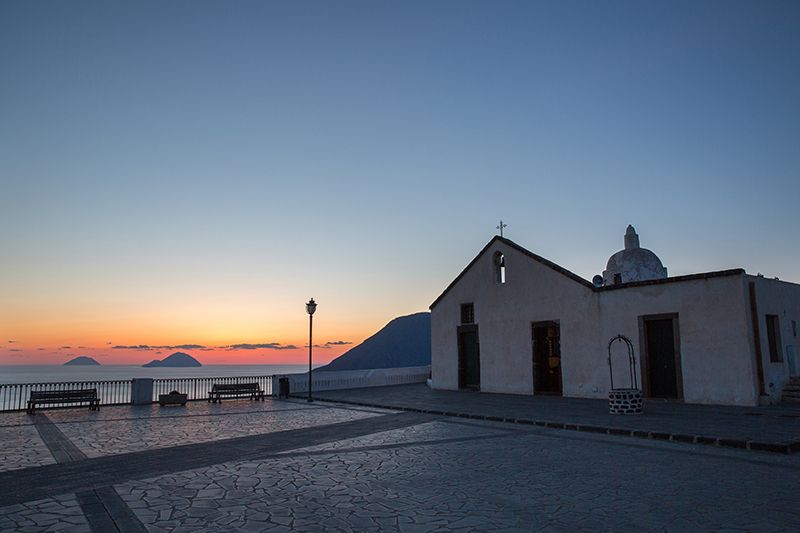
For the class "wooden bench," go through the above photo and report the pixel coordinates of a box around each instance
[27,388,100,414]
[208,383,265,403]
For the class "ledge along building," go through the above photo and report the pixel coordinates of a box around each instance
[430,225,800,406]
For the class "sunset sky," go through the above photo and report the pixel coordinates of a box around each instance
[2,1,799,365]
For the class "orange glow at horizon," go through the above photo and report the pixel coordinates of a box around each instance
[0,295,414,365]
[0,345,354,366]
[0,330,365,366]
[0,199,435,367]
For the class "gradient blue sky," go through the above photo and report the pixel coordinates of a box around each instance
[1,1,799,363]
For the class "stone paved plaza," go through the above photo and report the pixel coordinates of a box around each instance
[1,390,800,532]
[313,384,800,448]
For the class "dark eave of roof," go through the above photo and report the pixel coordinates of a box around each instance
[429,236,747,309]
[595,268,745,291]
[429,236,595,309]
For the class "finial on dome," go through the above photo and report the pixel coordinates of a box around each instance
[624,224,640,250]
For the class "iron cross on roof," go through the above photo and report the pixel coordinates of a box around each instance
[496,220,507,237]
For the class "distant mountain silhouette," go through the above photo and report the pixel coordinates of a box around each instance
[64,356,100,366]
[143,352,202,368]
[320,312,431,371]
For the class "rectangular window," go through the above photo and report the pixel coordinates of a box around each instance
[766,315,783,363]
[793,319,797,337]
[460,303,474,325]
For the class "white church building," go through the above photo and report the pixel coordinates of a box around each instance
[430,226,800,406]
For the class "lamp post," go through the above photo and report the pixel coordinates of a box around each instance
[306,298,317,402]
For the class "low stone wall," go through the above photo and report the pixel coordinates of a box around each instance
[279,366,431,395]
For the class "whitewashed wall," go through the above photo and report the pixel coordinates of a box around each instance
[429,238,800,406]
[750,275,800,401]
[431,240,597,396]
[596,275,755,405]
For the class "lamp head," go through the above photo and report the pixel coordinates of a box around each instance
[306,298,317,316]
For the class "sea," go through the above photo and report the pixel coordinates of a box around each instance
[0,365,321,410]
[0,365,314,384]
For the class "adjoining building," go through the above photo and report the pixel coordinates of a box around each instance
[429,226,800,406]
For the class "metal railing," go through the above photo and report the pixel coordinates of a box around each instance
[0,380,131,412]
[0,366,429,412]
[279,365,431,394]
[152,375,273,402]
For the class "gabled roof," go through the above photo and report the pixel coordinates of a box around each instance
[429,236,595,309]
[429,236,748,309]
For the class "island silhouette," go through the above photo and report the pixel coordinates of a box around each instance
[63,355,101,366]
[143,352,202,368]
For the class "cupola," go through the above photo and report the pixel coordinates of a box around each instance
[602,225,667,285]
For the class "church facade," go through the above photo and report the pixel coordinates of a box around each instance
[429,226,800,406]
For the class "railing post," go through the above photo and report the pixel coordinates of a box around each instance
[131,378,154,405]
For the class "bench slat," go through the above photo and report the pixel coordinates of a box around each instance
[31,390,97,400]
[31,389,97,396]
[211,384,260,392]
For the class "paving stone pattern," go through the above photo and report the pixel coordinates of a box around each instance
[26,412,149,532]
[76,487,148,533]
[117,417,800,532]
[281,419,513,455]
[0,411,432,507]
[42,398,393,424]
[0,493,89,533]
[0,423,56,472]
[54,403,387,457]
[32,414,88,463]
[0,411,34,427]
[312,384,800,446]
[2,394,800,531]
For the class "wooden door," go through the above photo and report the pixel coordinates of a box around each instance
[533,321,562,395]
[458,326,480,390]
[643,317,681,399]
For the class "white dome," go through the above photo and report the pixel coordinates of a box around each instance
[602,225,667,285]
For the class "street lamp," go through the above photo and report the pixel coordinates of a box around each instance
[306,298,317,402]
